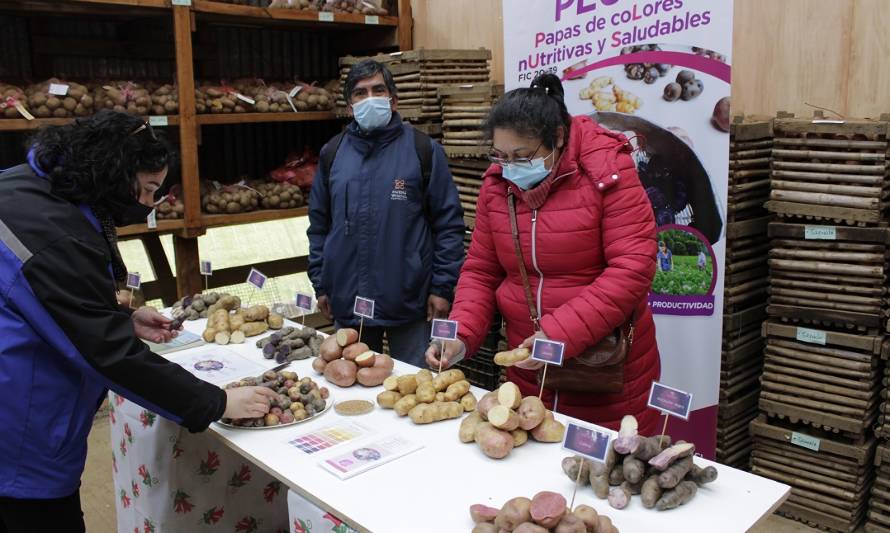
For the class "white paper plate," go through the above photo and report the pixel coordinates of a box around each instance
[215,393,334,430]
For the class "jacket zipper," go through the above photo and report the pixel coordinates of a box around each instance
[344,184,351,236]
[530,208,544,318]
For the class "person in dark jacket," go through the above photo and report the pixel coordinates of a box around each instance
[0,111,275,533]
[307,60,465,366]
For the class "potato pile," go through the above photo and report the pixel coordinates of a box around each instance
[195,84,251,114]
[560,415,717,512]
[155,193,184,220]
[376,368,477,425]
[268,0,321,11]
[256,326,324,364]
[94,82,152,115]
[25,79,94,118]
[252,180,305,210]
[172,292,235,321]
[459,382,565,459]
[202,299,284,345]
[470,494,618,533]
[201,183,260,214]
[149,84,179,116]
[312,328,395,387]
[222,370,329,427]
[290,83,334,112]
[320,0,388,15]
[0,83,28,118]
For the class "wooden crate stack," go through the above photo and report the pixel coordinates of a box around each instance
[751,113,890,532]
[751,416,876,533]
[718,118,773,469]
[867,443,890,532]
[335,49,491,122]
[437,83,503,159]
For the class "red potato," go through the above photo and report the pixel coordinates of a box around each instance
[356,367,389,387]
[477,391,500,421]
[373,353,395,372]
[354,351,376,368]
[513,523,548,533]
[554,514,587,533]
[471,523,498,533]
[518,396,546,430]
[488,405,520,431]
[475,422,515,459]
[323,359,357,387]
[529,491,567,529]
[497,382,522,409]
[335,328,359,347]
[319,335,343,361]
[494,497,532,531]
[470,504,500,524]
[530,411,566,443]
[342,342,370,361]
[571,505,598,529]
[312,357,328,374]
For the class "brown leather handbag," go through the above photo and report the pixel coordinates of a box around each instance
[507,190,633,394]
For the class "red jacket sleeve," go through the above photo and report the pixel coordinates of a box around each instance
[539,153,657,359]
[449,180,506,357]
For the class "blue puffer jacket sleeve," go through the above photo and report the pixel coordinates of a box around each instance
[426,142,466,301]
[307,153,330,298]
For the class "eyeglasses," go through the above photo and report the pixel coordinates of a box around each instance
[488,142,544,168]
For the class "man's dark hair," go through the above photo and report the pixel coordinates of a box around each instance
[29,110,173,205]
[344,59,398,103]
[484,73,573,150]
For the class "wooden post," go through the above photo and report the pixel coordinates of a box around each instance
[171,5,203,298]
[397,0,412,51]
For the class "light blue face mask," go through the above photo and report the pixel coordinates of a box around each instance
[502,150,554,190]
[352,96,392,131]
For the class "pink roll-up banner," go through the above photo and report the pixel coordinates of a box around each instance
[502,0,734,459]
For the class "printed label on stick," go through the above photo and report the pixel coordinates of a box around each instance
[126,272,141,290]
[353,296,375,319]
[562,421,611,463]
[235,93,256,105]
[796,327,827,346]
[146,210,157,229]
[430,319,459,341]
[647,382,693,420]
[531,338,565,366]
[295,292,313,312]
[246,268,267,290]
[804,225,837,240]
[200,261,212,276]
[791,432,820,452]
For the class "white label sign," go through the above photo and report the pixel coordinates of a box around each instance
[318,12,334,22]
[48,83,69,96]
[235,93,256,105]
[171,0,192,5]
[791,432,820,452]
[146,209,157,229]
[804,225,837,240]
[365,15,380,24]
[148,116,169,127]
[796,327,827,346]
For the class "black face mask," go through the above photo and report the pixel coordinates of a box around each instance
[102,191,154,227]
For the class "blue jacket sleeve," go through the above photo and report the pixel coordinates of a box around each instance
[427,142,465,301]
[307,160,330,297]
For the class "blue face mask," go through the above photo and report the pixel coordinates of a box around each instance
[353,96,392,131]
[502,150,554,190]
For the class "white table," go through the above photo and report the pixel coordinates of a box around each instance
[174,317,789,533]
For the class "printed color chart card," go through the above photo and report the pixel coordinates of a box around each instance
[287,422,371,455]
[320,435,423,480]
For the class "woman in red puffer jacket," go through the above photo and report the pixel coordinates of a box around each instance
[426,74,661,435]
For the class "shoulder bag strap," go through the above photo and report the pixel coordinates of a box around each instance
[506,188,541,332]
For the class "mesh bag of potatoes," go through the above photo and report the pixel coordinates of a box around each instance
[0,83,31,119]
[268,0,322,9]
[149,84,179,116]
[250,180,305,209]
[201,181,260,214]
[291,82,334,112]
[155,185,184,220]
[195,82,256,114]
[321,0,388,15]
[25,79,94,118]
[93,81,152,115]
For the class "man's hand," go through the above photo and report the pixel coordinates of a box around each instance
[427,294,450,321]
[317,295,333,320]
[223,386,277,419]
[132,306,178,344]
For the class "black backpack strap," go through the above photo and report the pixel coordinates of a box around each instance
[320,131,346,220]
[412,127,434,221]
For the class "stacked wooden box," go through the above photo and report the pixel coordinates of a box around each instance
[718,119,773,469]
[751,416,876,533]
[752,113,890,532]
[437,83,503,159]
[867,443,890,532]
[336,49,491,122]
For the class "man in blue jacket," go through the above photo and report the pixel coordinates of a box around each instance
[308,59,465,366]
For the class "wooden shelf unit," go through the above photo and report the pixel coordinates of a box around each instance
[0,0,413,303]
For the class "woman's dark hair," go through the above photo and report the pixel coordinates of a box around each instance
[344,59,398,103]
[484,73,573,150]
[29,110,173,205]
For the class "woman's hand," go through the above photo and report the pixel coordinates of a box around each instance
[514,332,547,370]
[133,306,179,344]
[425,339,466,370]
[223,386,278,419]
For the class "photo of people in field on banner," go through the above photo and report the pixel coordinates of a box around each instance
[503,0,733,458]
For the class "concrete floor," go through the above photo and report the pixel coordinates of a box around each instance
[80,414,819,533]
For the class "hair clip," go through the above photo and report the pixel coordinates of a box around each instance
[130,123,148,136]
